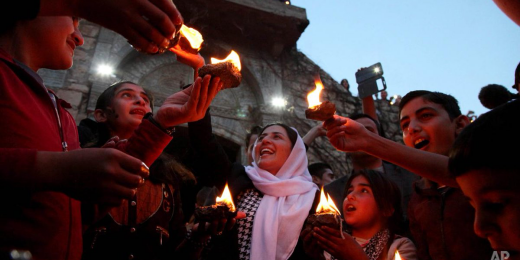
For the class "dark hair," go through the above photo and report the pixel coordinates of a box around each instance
[308,162,332,178]
[344,169,404,235]
[399,90,461,120]
[245,125,263,148]
[96,81,154,111]
[349,113,385,138]
[478,84,517,109]
[259,123,298,148]
[449,99,520,178]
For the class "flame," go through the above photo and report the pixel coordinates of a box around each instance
[211,50,241,71]
[216,184,236,212]
[307,76,324,108]
[316,187,341,214]
[179,25,204,50]
[395,250,402,260]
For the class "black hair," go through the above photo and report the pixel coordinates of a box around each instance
[349,113,385,138]
[245,125,263,148]
[399,90,461,120]
[308,162,333,178]
[449,99,520,178]
[513,62,520,90]
[344,169,404,235]
[259,123,298,148]
[478,84,518,109]
[95,81,154,111]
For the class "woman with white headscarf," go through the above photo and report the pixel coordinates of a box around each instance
[191,118,319,260]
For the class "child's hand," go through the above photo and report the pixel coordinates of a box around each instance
[301,227,326,260]
[37,148,149,206]
[154,75,222,128]
[312,226,369,260]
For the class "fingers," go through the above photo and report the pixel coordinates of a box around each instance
[185,77,202,115]
[115,151,150,180]
[197,75,211,114]
[323,115,347,130]
[125,27,160,54]
[149,0,183,29]
[235,211,246,219]
[206,77,221,107]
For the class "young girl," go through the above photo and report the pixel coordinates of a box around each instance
[307,170,417,260]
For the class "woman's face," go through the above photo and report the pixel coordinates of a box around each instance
[253,125,293,175]
[343,176,385,230]
[106,83,152,133]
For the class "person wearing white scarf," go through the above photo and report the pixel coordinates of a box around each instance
[244,125,318,260]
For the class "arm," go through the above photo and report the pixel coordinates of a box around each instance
[361,95,378,121]
[0,148,148,206]
[302,124,327,147]
[324,115,458,187]
[38,0,183,54]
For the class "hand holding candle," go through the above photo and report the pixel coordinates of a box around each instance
[304,187,343,238]
[305,76,336,121]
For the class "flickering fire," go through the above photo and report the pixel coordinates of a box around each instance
[211,50,242,71]
[316,187,341,215]
[395,250,402,260]
[307,77,324,109]
[179,25,204,50]
[216,184,236,212]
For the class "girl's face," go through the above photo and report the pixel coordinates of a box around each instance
[253,125,292,175]
[343,176,385,230]
[21,16,83,71]
[106,83,152,134]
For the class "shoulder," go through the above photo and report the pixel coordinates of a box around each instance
[388,236,417,260]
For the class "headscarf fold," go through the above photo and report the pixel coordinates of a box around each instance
[245,127,318,260]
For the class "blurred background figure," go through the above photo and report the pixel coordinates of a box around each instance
[478,84,518,109]
[308,162,335,187]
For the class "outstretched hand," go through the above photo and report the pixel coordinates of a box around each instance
[154,75,222,129]
[37,148,149,207]
[169,44,205,73]
[323,115,371,152]
[40,0,183,54]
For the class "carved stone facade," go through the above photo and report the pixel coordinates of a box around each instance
[38,0,403,177]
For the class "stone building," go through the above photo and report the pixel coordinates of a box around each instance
[38,0,403,177]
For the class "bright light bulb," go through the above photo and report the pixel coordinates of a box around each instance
[374,67,380,73]
[272,97,286,108]
[97,64,114,76]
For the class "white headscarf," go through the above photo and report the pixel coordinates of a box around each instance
[245,126,318,260]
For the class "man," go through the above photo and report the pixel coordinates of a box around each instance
[308,162,335,187]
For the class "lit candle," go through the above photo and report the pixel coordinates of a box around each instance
[305,76,336,121]
[198,50,243,90]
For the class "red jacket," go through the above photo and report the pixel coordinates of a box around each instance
[0,49,172,260]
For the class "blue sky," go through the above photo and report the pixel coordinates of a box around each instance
[291,0,520,117]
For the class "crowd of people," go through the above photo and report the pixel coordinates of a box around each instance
[1,1,519,260]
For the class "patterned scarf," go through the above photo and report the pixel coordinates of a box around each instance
[359,229,390,260]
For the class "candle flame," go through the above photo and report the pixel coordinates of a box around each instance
[395,250,402,260]
[216,184,236,212]
[211,50,241,71]
[179,25,204,50]
[316,187,341,214]
[307,76,324,108]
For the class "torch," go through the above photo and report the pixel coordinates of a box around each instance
[198,50,243,90]
[305,76,336,121]
[304,187,344,238]
[194,184,237,223]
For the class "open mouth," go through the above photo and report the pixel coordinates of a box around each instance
[260,148,274,156]
[130,109,146,116]
[414,138,429,149]
[345,205,356,212]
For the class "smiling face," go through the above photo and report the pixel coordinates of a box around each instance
[457,170,520,259]
[253,125,293,175]
[343,176,385,235]
[101,83,152,138]
[400,98,464,156]
[19,16,84,71]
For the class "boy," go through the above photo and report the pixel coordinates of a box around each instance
[0,16,220,260]
[449,99,520,259]
[324,90,493,259]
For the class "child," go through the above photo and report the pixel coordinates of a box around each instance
[306,170,416,260]
[324,90,494,259]
[448,99,520,258]
[0,16,218,260]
